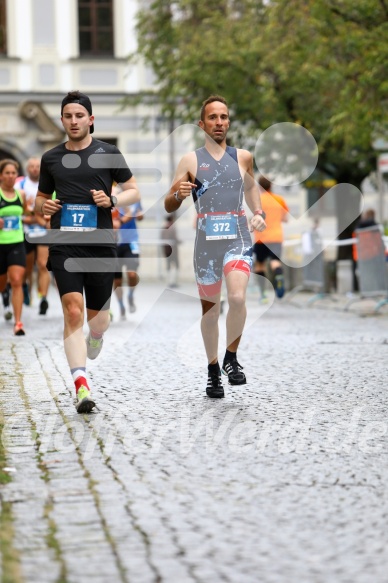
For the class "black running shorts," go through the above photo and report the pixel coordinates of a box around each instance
[0,242,26,275]
[48,246,116,311]
[253,242,282,263]
[114,244,140,279]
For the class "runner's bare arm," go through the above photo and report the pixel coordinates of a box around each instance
[165,153,196,213]
[21,191,33,224]
[92,176,140,208]
[35,191,62,215]
[240,150,266,232]
[113,176,140,207]
[281,202,289,223]
[119,205,144,224]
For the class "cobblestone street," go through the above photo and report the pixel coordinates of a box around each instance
[1,282,387,583]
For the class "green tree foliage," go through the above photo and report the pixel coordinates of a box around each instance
[134,0,388,254]
[263,0,388,186]
[134,0,387,187]
[134,1,267,120]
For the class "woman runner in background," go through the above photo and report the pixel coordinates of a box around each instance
[0,159,27,335]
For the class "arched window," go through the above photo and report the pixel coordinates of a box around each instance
[78,0,114,56]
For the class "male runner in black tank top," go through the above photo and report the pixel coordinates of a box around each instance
[165,95,267,398]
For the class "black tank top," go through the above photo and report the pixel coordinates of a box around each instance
[193,146,244,214]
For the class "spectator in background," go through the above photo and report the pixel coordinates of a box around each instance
[253,175,289,301]
[113,198,143,318]
[160,214,180,288]
[355,208,377,231]
[352,208,378,292]
[0,163,12,321]
[0,159,27,335]
[17,157,51,315]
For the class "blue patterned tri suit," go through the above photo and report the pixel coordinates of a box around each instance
[193,146,253,297]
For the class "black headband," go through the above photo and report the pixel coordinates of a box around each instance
[61,92,94,134]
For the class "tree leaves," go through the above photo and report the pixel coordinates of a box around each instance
[132,0,388,186]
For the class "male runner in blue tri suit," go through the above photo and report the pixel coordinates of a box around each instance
[165,95,266,398]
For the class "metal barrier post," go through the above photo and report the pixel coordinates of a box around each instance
[287,229,332,306]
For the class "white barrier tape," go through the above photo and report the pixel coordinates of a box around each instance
[325,238,356,247]
[284,236,388,248]
[283,238,356,248]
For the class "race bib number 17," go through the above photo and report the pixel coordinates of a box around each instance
[60,204,97,231]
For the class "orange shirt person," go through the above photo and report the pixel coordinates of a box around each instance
[253,175,289,300]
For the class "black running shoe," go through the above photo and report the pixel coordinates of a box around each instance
[222,359,246,385]
[39,298,49,315]
[274,274,285,298]
[14,322,26,336]
[206,370,225,398]
[75,386,96,414]
[22,283,30,306]
[4,309,12,321]
[2,283,10,308]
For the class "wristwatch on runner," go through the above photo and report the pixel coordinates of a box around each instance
[254,209,266,220]
[110,195,118,208]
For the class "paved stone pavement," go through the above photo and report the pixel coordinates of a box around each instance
[0,281,387,583]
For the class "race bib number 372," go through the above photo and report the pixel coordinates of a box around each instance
[60,204,97,231]
[205,214,237,240]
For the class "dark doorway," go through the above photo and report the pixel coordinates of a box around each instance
[0,148,24,176]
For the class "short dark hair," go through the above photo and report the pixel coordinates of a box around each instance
[200,95,229,121]
[61,90,94,134]
[363,208,376,221]
[258,175,272,192]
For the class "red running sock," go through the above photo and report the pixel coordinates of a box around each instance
[90,330,103,339]
[74,376,89,394]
